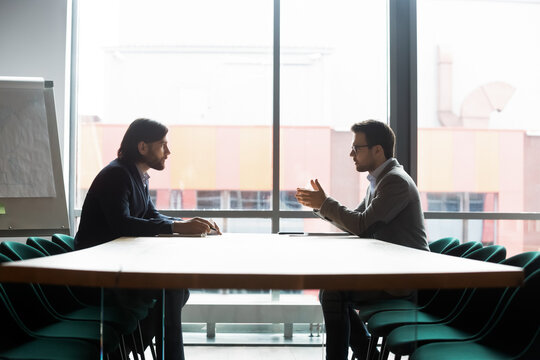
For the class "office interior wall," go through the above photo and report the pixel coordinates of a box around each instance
[0,0,69,164]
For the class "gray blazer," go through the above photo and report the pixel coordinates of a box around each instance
[317,158,429,251]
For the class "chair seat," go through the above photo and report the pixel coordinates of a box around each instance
[367,310,444,337]
[410,340,514,360]
[0,338,99,360]
[357,298,425,321]
[387,323,474,355]
[34,319,120,353]
[66,305,138,334]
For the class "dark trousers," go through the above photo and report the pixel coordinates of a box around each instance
[319,290,407,360]
[155,289,190,360]
[106,288,190,360]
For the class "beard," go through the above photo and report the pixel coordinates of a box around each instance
[143,155,166,171]
[354,158,376,173]
[355,164,370,173]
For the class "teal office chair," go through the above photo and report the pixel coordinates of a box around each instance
[27,237,67,255]
[410,268,540,360]
[51,233,75,252]
[365,244,501,360]
[18,239,156,359]
[0,240,153,359]
[464,245,506,263]
[428,237,459,254]
[0,249,121,356]
[357,241,481,323]
[28,237,157,359]
[443,241,482,258]
[0,262,100,360]
[385,251,539,359]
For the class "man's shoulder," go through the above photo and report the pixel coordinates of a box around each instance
[377,163,417,192]
[380,164,410,183]
[95,159,135,182]
[101,159,132,173]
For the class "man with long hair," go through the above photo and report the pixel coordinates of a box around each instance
[76,118,218,359]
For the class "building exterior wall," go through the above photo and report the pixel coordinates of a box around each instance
[78,123,539,253]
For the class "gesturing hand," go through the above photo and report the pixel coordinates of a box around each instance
[295,179,327,210]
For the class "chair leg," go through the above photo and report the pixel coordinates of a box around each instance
[131,333,142,360]
[137,321,147,360]
[379,337,388,360]
[149,336,157,360]
[378,338,388,360]
[367,336,378,360]
[363,335,372,360]
[120,335,129,360]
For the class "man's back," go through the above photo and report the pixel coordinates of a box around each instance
[75,158,172,250]
[366,160,428,251]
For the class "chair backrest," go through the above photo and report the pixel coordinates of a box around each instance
[428,237,460,254]
[0,286,34,351]
[423,242,498,318]
[444,241,482,258]
[516,327,540,360]
[0,253,13,264]
[501,251,540,278]
[465,245,506,263]
[448,250,536,334]
[478,268,540,357]
[27,237,67,256]
[0,241,45,261]
[23,239,87,315]
[51,233,75,252]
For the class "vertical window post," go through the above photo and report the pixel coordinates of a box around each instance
[389,0,417,181]
[272,0,281,233]
[69,0,79,234]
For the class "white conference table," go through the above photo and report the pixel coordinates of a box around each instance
[0,233,524,290]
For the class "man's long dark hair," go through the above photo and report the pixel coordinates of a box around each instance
[117,118,168,163]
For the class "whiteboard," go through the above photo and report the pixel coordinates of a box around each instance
[0,77,69,237]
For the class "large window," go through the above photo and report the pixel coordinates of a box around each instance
[76,0,387,234]
[279,0,387,233]
[417,0,540,255]
[74,0,540,343]
[75,0,388,342]
[77,0,274,219]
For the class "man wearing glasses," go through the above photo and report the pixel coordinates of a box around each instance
[295,120,428,360]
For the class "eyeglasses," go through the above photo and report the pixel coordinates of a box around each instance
[351,144,370,154]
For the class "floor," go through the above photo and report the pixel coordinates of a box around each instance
[133,330,403,360]
[137,346,404,360]
[185,346,325,360]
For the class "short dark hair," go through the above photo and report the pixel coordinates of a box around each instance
[351,120,395,159]
[117,118,168,162]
